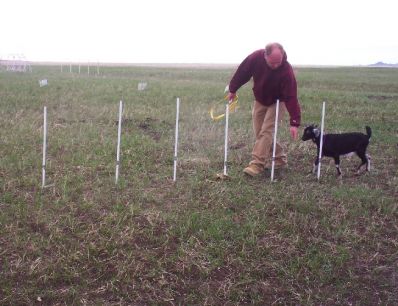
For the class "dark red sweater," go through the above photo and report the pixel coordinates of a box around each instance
[229,49,301,127]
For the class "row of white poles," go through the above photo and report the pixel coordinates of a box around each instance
[41,99,326,188]
[41,101,124,188]
[60,63,100,75]
[222,98,282,182]
[41,98,181,188]
[270,100,326,182]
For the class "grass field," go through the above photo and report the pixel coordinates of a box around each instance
[0,64,397,304]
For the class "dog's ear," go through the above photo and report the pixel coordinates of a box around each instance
[313,128,320,137]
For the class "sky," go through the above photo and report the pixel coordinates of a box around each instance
[1,0,397,66]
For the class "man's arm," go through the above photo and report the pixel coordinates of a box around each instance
[228,53,255,95]
[280,68,301,139]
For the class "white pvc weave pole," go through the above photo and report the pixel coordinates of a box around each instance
[42,106,47,188]
[271,99,280,182]
[173,98,180,182]
[223,102,230,176]
[317,101,326,180]
[115,100,123,184]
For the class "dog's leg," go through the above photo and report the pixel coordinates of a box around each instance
[312,163,317,174]
[334,156,342,176]
[366,154,371,171]
[356,150,368,174]
[313,156,319,174]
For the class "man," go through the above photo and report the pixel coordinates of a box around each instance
[228,42,301,176]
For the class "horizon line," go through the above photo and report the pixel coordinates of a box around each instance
[1,59,397,69]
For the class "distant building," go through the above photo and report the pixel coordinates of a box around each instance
[1,54,32,72]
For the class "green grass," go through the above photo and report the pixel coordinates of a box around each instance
[0,64,397,304]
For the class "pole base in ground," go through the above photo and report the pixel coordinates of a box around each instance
[216,173,230,180]
[41,183,55,189]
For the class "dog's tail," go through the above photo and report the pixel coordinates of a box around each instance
[365,126,372,139]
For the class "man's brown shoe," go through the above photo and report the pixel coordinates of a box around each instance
[243,164,264,177]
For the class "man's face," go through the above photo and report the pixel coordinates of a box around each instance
[265,49,283,70]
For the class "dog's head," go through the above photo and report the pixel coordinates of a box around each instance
[302,124,321,141]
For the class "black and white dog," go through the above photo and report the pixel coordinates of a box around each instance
[302,125,372,176]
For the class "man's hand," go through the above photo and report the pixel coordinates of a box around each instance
[227,92,236,103]
[290,126,298,140]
